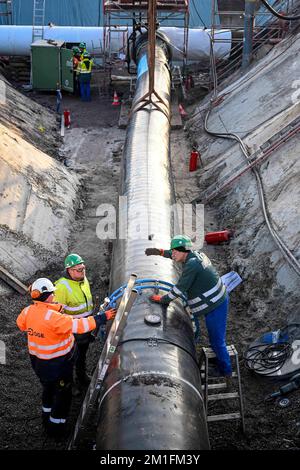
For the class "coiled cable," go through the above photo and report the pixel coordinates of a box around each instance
[244,342,293,375]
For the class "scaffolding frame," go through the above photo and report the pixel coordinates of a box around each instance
[103,0,189,76]
[210,0,294,84]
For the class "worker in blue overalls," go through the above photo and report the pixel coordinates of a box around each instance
[78,52,93,102]
[145,234,232,377]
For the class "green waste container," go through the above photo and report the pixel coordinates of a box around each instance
[31,39,74,92]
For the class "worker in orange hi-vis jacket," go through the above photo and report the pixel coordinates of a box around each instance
[16,277,116,439]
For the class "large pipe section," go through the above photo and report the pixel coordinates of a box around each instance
[95,32,210,451]
[0,25,232,60]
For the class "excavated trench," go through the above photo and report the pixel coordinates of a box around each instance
[0,20,300,449]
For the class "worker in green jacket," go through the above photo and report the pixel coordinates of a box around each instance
[54,253,115,387]
[145,235,232,377]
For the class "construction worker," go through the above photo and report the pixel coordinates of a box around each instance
[54,254,95,387]
[79,41,87,59]
[145,235,232,377]
[16,278,116,438]
[72,46,81,96]
[78,51,93,102]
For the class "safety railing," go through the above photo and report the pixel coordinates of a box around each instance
[211,0,293,85]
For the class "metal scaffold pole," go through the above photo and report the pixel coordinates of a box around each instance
[242,0,256,69]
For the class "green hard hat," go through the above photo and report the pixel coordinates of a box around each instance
[64,253,85,269]
[79,42,86,49]
[170,235,193,251]
[72,46,80,55]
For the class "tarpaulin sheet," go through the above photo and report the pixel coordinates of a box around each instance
[0,0,213,27]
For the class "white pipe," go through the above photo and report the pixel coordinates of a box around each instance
[0,25,232,60]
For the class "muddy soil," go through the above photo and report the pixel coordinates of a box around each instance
[0,89,299,452]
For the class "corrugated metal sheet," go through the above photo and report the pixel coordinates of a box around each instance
[0,0,212,27]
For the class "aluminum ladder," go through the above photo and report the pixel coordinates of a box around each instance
[67,273,138,449]
[32,0,46,44]
[200,344,245,432]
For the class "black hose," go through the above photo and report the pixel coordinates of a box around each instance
[243,342,293,375]
[261,0,300,20]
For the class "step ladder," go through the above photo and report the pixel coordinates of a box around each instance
[200,345,245,432]
[67,273,138,450]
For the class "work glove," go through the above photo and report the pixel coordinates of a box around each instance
[145,248,163,256]
[105,308,117,321]
[149,295,162,303]
[94,308,117,328]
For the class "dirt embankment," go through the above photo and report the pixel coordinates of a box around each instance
[179,29,300,449]
[0,88,124,450]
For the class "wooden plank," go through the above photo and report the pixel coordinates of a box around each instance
[0,265,28,294]
[201,371,238,379]
[208,392,239,401]
[105,0,188,11]
[202,383,227,390]
[202,345,237,358]
[207,412,241,422]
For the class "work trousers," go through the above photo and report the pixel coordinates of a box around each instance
[80,81,91,101]
[41,373,73,426]
[74,74,80,96]
[204,294,232,376]
[30,351,75,430]
[56,99,62,114]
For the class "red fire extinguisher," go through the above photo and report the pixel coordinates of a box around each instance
[64,109,71,128]
[189,149,199,172]
[205,230,233,245]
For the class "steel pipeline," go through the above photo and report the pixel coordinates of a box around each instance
[95,33,210,451]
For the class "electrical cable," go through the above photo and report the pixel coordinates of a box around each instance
[243,342,293,375]
[261,0,300,20]
[203,32,300,278]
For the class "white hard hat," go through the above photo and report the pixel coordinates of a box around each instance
[30,278,56,299]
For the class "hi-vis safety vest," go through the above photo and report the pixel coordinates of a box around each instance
[54,276,93,318]
[16,301,96,360]
[79,58,93,74]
